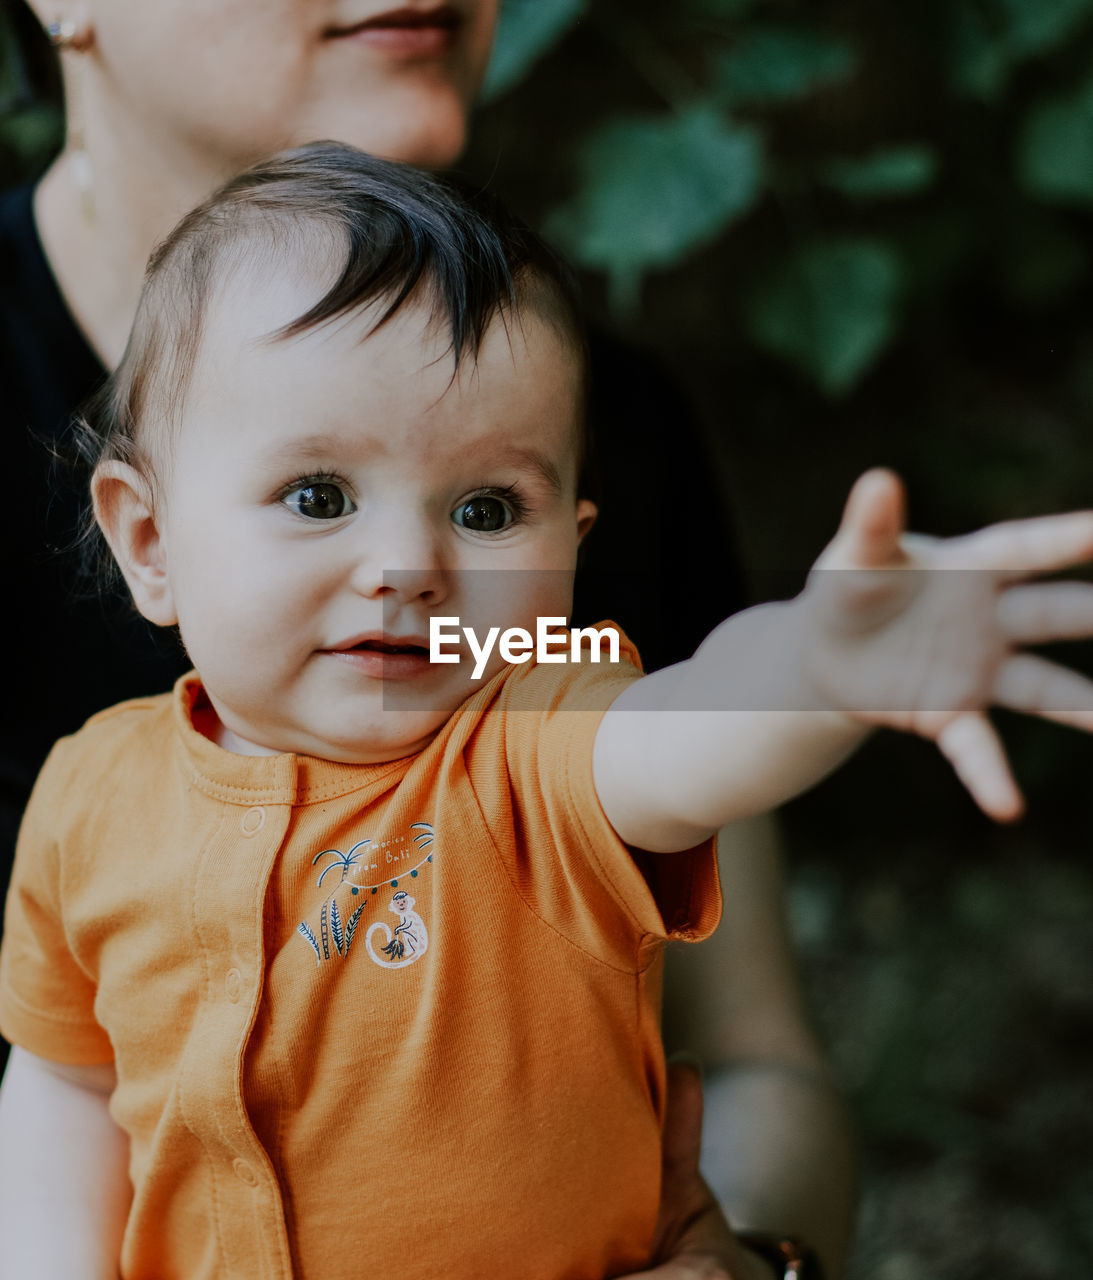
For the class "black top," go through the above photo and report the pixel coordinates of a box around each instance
[0,180,744,888]
[575,331,745,668]
[0,184,190,883]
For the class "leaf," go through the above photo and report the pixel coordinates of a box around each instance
[744,240,903,396]
[1017,79,1093,204]
[823,146,939,199]
[715,26,857,106]
[479,0,587,102]
[997,0,1093,58]
[344,905,365,956]
[297,920,322,964]
[948,0,1093,100]
[947,1,1012,101]
[330,898,344,956]
[545,106,763,310]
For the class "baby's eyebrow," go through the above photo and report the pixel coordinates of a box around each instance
[476,445,565,497]
[262,432,359,468]
[259,435,566,496]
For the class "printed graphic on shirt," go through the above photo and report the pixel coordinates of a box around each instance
[296,822,434,967]
[365,891,429,969]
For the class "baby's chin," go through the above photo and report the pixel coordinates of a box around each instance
[212,711,451,765]
[209,719,282,758]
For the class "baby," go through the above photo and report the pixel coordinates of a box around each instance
[3,142,1093,1280]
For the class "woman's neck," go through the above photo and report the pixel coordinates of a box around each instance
[33,129,229,368]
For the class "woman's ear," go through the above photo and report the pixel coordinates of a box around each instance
[91,461,178,626]
[22,2,95,51]
[576,498,598,544]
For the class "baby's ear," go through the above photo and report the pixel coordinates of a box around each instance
[91,461,178,627]
[576,498,598,544]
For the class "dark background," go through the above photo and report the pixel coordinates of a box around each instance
[4,1,1093,1274]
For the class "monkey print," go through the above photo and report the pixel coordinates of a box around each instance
[366,892,429,970]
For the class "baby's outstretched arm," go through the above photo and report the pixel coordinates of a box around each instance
[594,469,1093,851]
[0,1047,130,1277]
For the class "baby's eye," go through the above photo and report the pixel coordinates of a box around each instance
[282,481,356,521]
[452,495,516,534]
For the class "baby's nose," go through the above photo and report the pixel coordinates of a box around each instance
[350,517,448,604]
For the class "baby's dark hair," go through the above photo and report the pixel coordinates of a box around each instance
[78,141,590,580]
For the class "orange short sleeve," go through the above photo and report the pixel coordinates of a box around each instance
[465,624,721,969]
[0,738,114,1064]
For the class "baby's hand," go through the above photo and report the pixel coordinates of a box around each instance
[804,469,1093,821]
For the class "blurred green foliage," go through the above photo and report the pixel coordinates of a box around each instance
[1018,77,1093,203]
[786,831,1093,1277]
[544,106,763,311]
[713,24,858,105]
[744,238,903,394]
[466,0,1093,402]
[480,0,589,100]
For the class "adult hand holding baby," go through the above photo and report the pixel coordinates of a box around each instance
[615,1059,777,1280]
[805,467,1093,822]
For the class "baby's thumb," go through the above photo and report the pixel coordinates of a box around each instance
[834,468,907,568]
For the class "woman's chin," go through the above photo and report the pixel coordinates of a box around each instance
[316,82,473,170]
[366,105,471,171]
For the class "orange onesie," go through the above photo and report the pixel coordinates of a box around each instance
[0,636,720,1279]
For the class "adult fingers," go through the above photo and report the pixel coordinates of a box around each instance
[659,1058,705,1189]
[609,1258,735,1280]
[935,712,1024,822]
[621,1058,753,1279]
[993,652,1093,730]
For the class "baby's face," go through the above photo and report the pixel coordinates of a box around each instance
[145,271,591,763]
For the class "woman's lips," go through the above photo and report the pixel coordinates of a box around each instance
[324,6,462,56]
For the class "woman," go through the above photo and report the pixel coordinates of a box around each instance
[0,3,855,1276]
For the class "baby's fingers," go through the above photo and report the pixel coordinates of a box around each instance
[936,713,1024,822]
[953,511,1093,577]
[819,468,908,571]
[996,581,1093,644]
[993,653,1093,731]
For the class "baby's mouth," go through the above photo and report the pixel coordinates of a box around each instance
[351,639,429,656]
[323,635,436,682]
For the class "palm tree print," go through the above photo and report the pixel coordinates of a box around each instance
[297,825,435,966]
[312,838,373,888]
